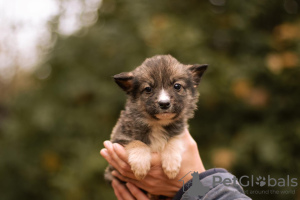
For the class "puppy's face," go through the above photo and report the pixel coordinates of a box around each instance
[114,55,207,123]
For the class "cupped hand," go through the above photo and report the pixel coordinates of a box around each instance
[100,129,205,198]
[111,178,150,200]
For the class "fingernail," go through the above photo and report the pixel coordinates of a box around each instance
[100,148,108,157]
[111,170,117,176]
[103,140,111,148]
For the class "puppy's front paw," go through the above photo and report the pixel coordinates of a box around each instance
[130,159,151,180]
[126,141,151,180]
[162,155,181,179]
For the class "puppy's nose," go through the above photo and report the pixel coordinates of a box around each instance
[159,100,170,109]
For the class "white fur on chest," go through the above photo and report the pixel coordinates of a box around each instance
[149,125,168,152]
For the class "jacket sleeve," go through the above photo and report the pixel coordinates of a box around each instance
[172,168,251,200]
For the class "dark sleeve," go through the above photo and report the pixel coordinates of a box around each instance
[172,168,252,200]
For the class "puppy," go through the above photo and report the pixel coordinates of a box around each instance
[105,55,207,183]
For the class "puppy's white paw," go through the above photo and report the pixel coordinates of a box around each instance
[130,159,151,180]
[127,145,151,180]
[162,155,181,179]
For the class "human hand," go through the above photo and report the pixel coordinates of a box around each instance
[111,178,150,200]
[100,129,205,198]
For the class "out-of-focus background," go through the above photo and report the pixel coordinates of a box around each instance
[0,0,299,199]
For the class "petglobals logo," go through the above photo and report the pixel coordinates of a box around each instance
[213,175,298,188]
[179,172,298,198]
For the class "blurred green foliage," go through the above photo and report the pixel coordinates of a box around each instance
[1,0,300,199]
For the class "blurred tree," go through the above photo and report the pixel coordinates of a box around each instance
[0,0,299,199]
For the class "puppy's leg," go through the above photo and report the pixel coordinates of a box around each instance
[125,140,151,180]
[161,136,184,179]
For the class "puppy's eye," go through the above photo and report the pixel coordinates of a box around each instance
[174,83,181,91]
[144,87,152,93]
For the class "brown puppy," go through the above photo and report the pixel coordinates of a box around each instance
[105,55,207,182]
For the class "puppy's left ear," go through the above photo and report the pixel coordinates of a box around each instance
[113,72,134,92]
[188,64,208,86]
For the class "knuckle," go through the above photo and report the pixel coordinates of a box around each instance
[189,140,198,150]
[148,181,156,187]
[124,164,131,172]
[119,162,127,169]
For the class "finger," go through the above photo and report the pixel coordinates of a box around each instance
[104,141,131,171]
[104,140,121,162]
[113,143,128,162]
[112,179,135,200]
[100,148,113,164]
[112,143,132,172]
[100,148,115,165]
[150,152,161,166]
[101,148,123,173]
[112,179,125,200]
[112,170,139,184]
[100,148,109,158]
[101,148,137,180]
[113,171,156,194]
[104,141,129,169]
[126,183,149,200]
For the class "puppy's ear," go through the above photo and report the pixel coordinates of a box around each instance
[188,64,208,86]
[113,72,134,92]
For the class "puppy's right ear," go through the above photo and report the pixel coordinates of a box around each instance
[113,72,134,92]
[188,64,208,86]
